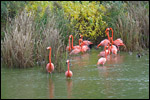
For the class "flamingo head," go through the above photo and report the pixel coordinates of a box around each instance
[67,60,69,63]
[106,28,110,31]
[47,46,51,50]
[79,39,83,46]
[80,34,83,39]
[69,35,73,38]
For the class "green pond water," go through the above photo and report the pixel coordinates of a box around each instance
[1,49,149,99]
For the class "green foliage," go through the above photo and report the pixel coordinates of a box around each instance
[1,1,28,40]
[25,1,54,19]
[25,1,73,45]
[1,1,27,25]
[58,1,107,42]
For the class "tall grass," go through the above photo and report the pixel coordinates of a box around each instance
[104,1,149,51]
[1,8,67,72]
[1,11,34,68]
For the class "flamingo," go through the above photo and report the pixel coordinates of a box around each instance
[97,46,108,66]
[98,44,111,57]
[46,47,54,73]
[112,38,126,51]
[66,36,71,52]
[69,39,90,55]
[80,34,93,46]
[69,39,83,55]
[65,60,73,78]
[70,35,81,50]
[97,29,110,48]
[108,28,126,51]
[111,45,118,55]
[81,45,90,53]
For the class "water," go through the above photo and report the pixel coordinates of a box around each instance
[1,49,149,99]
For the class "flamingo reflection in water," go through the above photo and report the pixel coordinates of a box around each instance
[106,54,124,65]
[48,78,54,99]
[70,53,90,69]
[66,79,73,99]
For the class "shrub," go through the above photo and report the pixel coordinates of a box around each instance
[58,1,108,43]
[1,1,28,40]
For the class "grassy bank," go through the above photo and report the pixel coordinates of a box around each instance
[1,9,67,72]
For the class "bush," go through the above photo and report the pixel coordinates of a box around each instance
[1,1,28,40]
[58,1,108,43]
[25,1,73,46]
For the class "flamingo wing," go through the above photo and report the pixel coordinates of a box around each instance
[97,39,110,48]
[97,58,106,65]
[69,48,81,55]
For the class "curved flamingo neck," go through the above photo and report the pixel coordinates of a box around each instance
[79,39,83,51]
[67,61,70,72]
[80,34,83,39]
[109,28,114,49]
[69,37,71,51]
[105,28,111,42]
[49,47,51,67]
[110,28,113,43]
[70,35,74,49]
[79,39,82,46]
[104,46,107,59]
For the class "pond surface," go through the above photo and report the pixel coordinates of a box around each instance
[1,49,149,99]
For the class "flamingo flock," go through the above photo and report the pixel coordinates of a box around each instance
[46,28,126,79]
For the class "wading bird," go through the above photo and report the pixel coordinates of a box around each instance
[108,28,126,51]
[46,47,54,73]
[66,36,71,52]
[97,46,109,66]
[80,34,93,46]
[111,45,118,55]
[97,29,110,48]
[112,38,126,51]
[98,43,111,57]
[69,39,83,55]
[70,35,81,50]
[65,60,73,78]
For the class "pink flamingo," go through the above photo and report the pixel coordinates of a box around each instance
[97,46,108,66]
[109,28,126,51]
[69,39,89,55]
[69,39,83,55]
[112,38,126,51]
[66,36,71,52]
[97,29,110,48]
[111,45,118,55]
[70,35,81,50]
[81,45,90,53]
[65,60,73,78]
[46,47,54,73]
[80,34,93,46]
[98,44,111,57]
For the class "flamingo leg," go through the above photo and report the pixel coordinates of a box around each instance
[50,72,52,78]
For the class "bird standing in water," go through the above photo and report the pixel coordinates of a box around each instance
[66,36,71,52]
[46,47,54,74]
[97,46,109,66]
[65,60,73,78]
